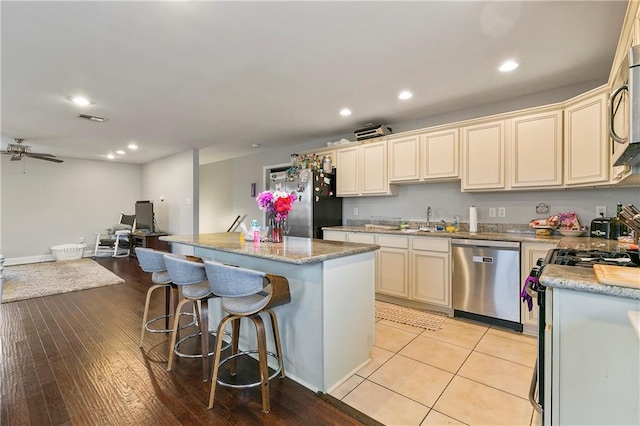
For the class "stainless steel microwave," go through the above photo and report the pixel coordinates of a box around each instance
[610,45,640,167]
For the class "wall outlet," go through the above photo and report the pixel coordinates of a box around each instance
[488,207,496,218]
[596,206,606,217]
[353,207,359,216]
[498,207,506,218]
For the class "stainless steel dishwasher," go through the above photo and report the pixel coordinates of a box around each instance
[451,239,521,330]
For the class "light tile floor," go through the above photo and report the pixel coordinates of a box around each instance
[331,316,540,426]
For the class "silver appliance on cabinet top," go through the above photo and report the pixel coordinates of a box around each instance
[269,168,342,239]
[611,44,640,167]
[451,239,521,331]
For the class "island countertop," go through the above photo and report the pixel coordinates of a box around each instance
[540,264,640,300]
[160,232,379,265]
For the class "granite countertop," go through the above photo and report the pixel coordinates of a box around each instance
[322,225,639,249]
[161,233,379,265]
[540,264,640,300]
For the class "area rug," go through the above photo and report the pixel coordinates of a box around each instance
[1,258,124,303]
[375,300,447,331]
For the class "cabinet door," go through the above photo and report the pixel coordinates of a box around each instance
[420,128,459,180]
[510,110,563,188]
[361,141,389,194]
[336,146,359,196]
[388,135,420,182]
[564,90,609,186]
[411,250,450,307]
[377,247,410,298]
[461,120,506,190]
[323,231,347,242]
[521,242,557,333]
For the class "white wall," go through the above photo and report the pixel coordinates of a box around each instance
[1,155,141,262]
[141,150,198,255]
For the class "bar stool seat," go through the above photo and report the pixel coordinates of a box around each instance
[135,247,195,347]
[204,261,291,413]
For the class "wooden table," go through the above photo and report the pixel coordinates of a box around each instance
[130,232,169,257]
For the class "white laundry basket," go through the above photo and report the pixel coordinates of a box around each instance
[50,243,87,261]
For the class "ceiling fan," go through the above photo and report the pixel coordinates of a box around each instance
[1,138,63,163]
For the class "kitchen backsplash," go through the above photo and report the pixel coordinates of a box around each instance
[342,181,640,228]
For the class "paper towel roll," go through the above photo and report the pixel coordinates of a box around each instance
[469,206,478,233]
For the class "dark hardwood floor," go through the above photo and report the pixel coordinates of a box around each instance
[0,256,367,425]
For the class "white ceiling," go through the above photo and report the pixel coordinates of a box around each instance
[0,1,628,165]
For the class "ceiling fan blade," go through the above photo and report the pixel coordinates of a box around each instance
[27,153,64,163]
[1,151,13,155]
[10,155,21,161]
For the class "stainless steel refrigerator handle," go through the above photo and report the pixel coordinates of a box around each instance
[609,84,629,144]
[529,358,542,413]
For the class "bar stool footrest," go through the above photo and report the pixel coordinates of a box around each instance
[216,350,282,389]
[174,331,231,359]
[145,312,197,334]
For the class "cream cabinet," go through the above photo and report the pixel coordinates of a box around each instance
[420,128,459,180]
[563,88,609,186]
[520,241,557,335]
[376,235,410,298]
[509,109,563,188]
[410,237,451,308]
[461,120,506,190]
[336,141,397,197]
[323,230,347,242]
[388,135,420,182]
[336,146,360,196]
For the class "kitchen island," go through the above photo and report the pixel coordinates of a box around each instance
[540,265,640,425]
[161,233,379,393]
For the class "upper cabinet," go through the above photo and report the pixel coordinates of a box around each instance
[461,119,506,191]
[563,87,609,186]
[388,135,420,182]
[420,128,459,180]
[509,109,563,188]
[336,140,397,197]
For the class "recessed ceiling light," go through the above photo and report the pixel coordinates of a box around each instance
[398,91,413,100]
[116,150,125,155]
[499,60,519,72]
[69,96,90,106]
[340,108,352,116]
[128,143,138,150]
[106,153,115,160]
[251,144,260,148]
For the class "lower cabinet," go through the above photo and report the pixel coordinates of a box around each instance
[376,235,411,298]
[324,231,453,311]
[521,241,557,334]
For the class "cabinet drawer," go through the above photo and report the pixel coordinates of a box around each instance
[348,233,376,244]
[412,237,449,252]
[376,235,409,249]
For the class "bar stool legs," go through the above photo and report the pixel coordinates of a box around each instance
[139,283,178,347]
[207,309,286,413]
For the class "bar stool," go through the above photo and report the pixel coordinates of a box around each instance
[135,247,195,347]
[163,254,221,381]
[204,261,291,413]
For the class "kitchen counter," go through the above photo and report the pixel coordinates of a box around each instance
[323,226,633,251]
[161,232,379,265]
[163,232,377,394]
[541,264,640,300]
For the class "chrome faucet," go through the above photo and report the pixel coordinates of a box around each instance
[426,206,432,228]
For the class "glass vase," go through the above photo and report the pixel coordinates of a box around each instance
[271,219,283,243]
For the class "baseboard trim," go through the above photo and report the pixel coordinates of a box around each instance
[3,251,94,266]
